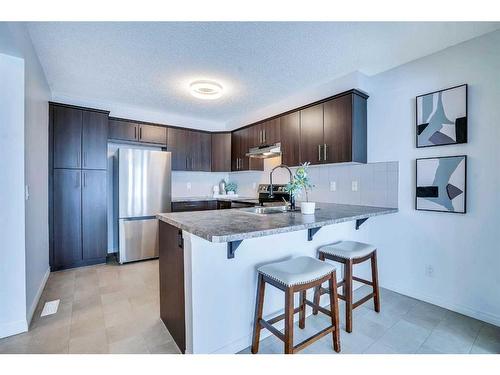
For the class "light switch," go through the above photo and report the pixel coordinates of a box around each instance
[252,182,257,190]
[351,181,358,192]
[187,182,191,190]
[329,181,336,192]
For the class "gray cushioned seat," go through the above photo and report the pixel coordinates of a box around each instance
[258,256,336,287]
[318,241,376,259]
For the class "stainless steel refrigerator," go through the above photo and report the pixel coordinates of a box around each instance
[117,148,171,264]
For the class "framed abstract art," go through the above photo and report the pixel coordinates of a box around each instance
[416,155,467,214]
[416,84,467,148]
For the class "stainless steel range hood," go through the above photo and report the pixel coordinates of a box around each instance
[246,142,281,159]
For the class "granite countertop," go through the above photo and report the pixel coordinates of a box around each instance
[157,203,398,243]
[171,196,258,203]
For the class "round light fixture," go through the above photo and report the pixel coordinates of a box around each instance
[189,80,223,100]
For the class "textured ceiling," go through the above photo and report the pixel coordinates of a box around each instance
[27,22,499,129]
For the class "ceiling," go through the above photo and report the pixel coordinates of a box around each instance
[27,22,499,130]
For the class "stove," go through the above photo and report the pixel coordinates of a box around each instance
[257,184,290,205]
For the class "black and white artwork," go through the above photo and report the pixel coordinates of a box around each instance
[416,84,467,148]
[416,156,466,213]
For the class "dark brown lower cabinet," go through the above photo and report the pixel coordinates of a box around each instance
[159,221,186,353]
[51,168,107,271]
[53,169,83,269]
[82,170,107,261]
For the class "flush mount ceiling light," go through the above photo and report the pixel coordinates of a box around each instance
[189,80,223,100]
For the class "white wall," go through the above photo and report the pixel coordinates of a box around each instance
[0,23,51,330]
[364,30,500,325]
[0,53,27,338]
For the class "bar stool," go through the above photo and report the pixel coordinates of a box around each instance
[251,256,341,354]
[313,241,380,333]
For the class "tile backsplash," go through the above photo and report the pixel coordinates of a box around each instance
[172,171,229,197]
[229,157,398,208]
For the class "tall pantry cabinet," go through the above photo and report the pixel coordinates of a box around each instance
[49,103,108,270]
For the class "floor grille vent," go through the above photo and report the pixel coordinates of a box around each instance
[40,299,60,317]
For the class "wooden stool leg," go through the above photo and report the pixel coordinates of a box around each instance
[251,274,266,354]
[284,288,295,354]
[313,252,325,315]
[344,259,353,333]
[312,285,320,315]
[299,290,306,329]
[328,271,341,352]
[371,250,381,313]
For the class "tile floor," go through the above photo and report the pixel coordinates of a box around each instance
[239,286,500,354]
[0,258,180,354]
[1,260,499,354]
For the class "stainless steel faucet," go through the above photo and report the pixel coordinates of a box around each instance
[269,164,295,210]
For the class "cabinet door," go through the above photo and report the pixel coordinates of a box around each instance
[108,119,138,142]
[280,112,301,167]
[82,111,108,170]
[231,129,242,171]
[198,132,212,171]
[211,133,231,172]
[262,118,280,145]
[299,104,324,165]
[248,123,262,147]
[139,124,167,145]
[168,128,188,170]
[53,169,82,268]
[82,170,107,261]
[53,106,82,169]
[323,95,352,163]
[159,222,186,353]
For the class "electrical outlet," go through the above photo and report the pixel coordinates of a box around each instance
[329,181,336,192]
[351,181,358,192]
[187,182,191,190]
[25,185,30,201]
[252,182,257,190]
[425,265,434,277]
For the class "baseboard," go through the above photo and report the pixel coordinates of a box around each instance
[0,319,28,339]
[382,282,500,328]
[26,266,50,327]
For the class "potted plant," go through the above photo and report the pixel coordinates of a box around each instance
[285,162,316,214]
[225,181,238,195]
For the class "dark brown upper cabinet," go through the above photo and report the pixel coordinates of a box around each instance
[108,119,139,142]
[231,127,263,171]
[138,124,167,145]
[211,133,231,172]
[167,127,211,171]
[280,111,301,167]
[299,91,367,165]
[82,110,108,170]
[248,118,281,147]
[109,118,167,146]
[52,103,109,170]
[53,106,83,169]
[299,103,325,165]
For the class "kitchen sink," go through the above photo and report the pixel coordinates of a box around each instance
[239,205,299,215]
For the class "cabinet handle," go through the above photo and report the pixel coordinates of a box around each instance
[83,172,86,188]
[324,144,328,161]
[139,127,142,140]
[134,127,137,140]
[83,151,87,167]
[318,144,322,161]
[263,129,266,143]
[77,151,80,167]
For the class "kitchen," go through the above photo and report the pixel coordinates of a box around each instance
[1,15,500,366]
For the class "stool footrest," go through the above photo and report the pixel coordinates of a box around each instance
[352,276,373,286]
[305,299,332,317]
[293,325,336,353]
[259,319,285,342]
[267,307,302,325]
[353,292,375,309]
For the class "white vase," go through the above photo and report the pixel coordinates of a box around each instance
[300,201,316,215]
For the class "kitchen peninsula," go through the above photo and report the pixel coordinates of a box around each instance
[157,203,397,354]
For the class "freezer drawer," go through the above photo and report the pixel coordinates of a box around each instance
[119,218,159,263]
